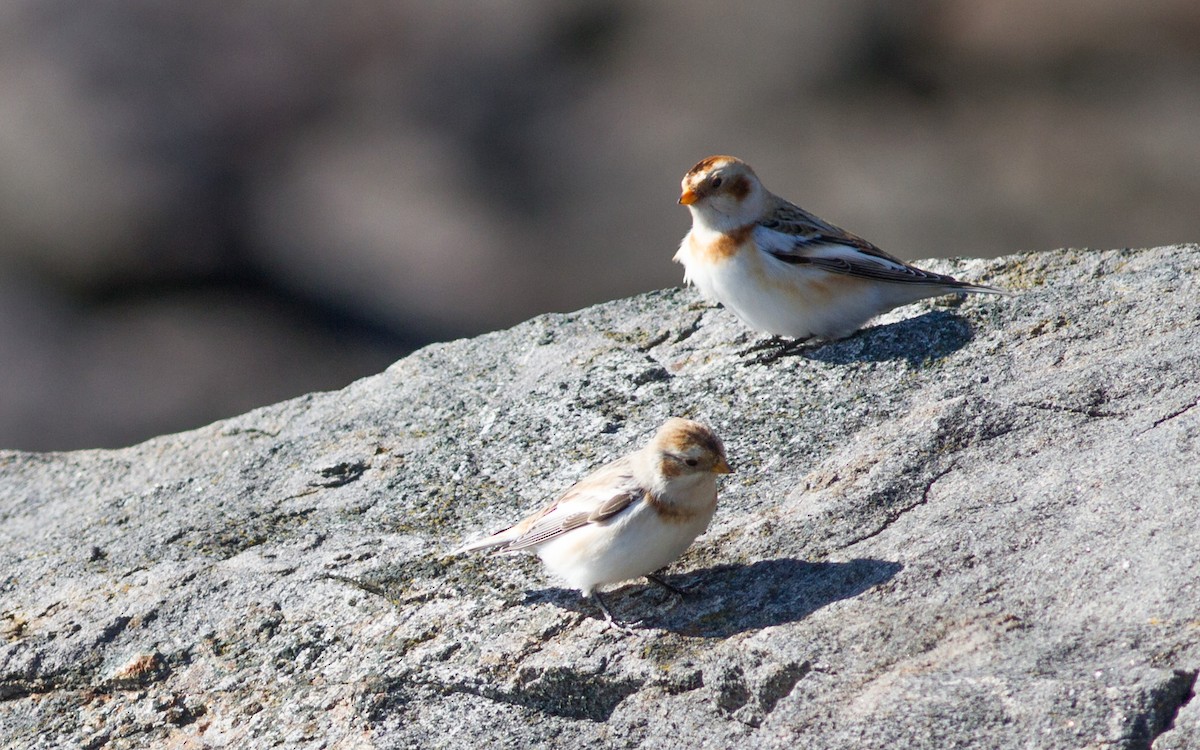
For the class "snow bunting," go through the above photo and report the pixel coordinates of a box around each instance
[675,155,1006,341]
[454,417,732,628]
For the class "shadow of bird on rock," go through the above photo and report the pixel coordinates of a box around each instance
[746,309,975,368]
[526,557,902,638]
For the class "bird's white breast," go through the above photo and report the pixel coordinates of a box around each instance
[678,227,908,340]
[535,488,716,595]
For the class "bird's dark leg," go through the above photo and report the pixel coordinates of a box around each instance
[737,334,788,356]
[645,573,689,597]
[738,335,813,364]
[590,591,641,634]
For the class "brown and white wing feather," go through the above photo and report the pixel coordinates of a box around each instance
[453,456,645,555]
[755,199,1006,293]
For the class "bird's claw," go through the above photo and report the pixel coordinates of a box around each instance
[738,335,812,364]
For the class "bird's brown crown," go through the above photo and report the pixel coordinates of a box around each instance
[652,417,731,474]
[685,155,740,178]
[681,156,756,203]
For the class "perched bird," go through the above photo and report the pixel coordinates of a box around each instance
[454,417,732,628]
[675,155,1006,341]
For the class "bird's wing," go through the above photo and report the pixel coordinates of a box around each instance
[754,200,976,287]
[489,457,646,553]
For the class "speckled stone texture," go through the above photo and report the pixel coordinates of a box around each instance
[2,246,1198,749]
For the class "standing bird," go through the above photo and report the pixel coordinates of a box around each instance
[454,418,732,628]
[674,155,1006,342]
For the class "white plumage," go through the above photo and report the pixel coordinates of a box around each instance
[454,418,732,627]
[675,155,1007,341]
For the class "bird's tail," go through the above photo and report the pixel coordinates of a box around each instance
[448,528,517,557]
[955,281,1012,296]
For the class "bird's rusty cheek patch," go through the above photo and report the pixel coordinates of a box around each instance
[728,176,751,200]
[659,458,684,479]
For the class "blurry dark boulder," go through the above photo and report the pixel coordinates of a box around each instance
[1,0,1199,449]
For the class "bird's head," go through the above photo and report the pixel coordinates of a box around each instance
[649,417,733,480]
[679,155,765,231]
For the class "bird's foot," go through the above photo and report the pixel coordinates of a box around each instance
[738,335,812,364]
[591,591,644,635]
[645,573,691,598]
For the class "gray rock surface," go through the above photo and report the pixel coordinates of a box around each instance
[2,245,1198,749]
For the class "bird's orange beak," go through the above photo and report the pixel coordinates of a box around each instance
[678,189,700,206]
[714,457,733,474]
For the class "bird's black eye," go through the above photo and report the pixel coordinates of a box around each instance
[711,177,723,189]
[685,458,699,467]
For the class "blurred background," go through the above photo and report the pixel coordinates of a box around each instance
[2,0,1199,451]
